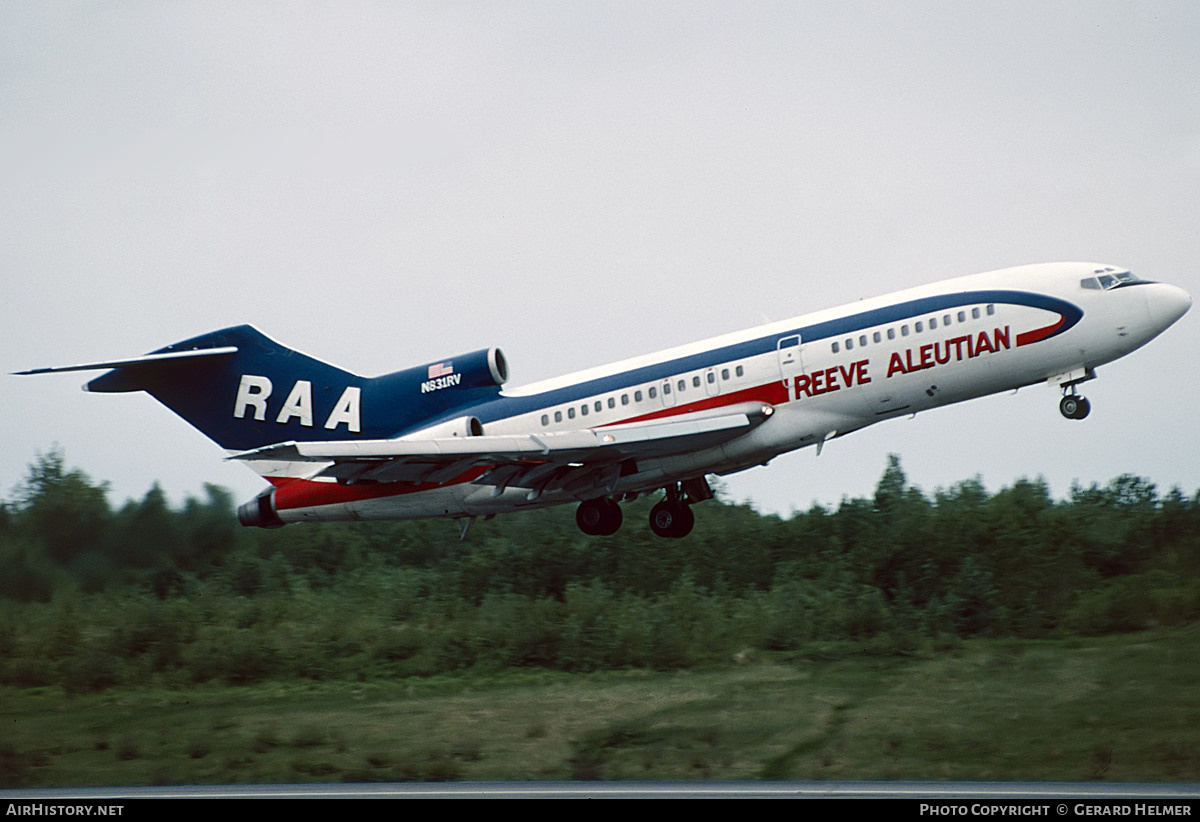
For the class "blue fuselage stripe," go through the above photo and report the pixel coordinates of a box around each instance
[419,289,1081,431]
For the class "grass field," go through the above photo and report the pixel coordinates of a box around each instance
[3,627,1198,787]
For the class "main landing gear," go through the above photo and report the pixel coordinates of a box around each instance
[1059,392,1091,420]
[575,477,713,538]
[648,498,694,539]
[575,497,623,536]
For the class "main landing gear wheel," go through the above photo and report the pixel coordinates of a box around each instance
[1059,394,1091,420]
[649,499,694,539]
[575,498,623,536]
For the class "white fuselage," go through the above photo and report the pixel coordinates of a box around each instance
[273,262,1190,524]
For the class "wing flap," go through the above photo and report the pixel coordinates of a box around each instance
[230,402,775,489]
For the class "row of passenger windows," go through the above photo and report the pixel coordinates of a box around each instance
[540,365,746,427]
[831,304,995,354]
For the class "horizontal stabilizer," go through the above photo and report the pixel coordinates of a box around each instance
[15,346,239,378]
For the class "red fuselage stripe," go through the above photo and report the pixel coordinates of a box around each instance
[269,383,789,511]
[271,466,492,508]
[1016,316,1064,346]
[269,311,1059,513]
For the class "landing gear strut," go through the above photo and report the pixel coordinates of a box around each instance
[1059,393,1091,420]
[1054,368,1095,421]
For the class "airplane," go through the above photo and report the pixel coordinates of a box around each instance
[18,262,1190,539]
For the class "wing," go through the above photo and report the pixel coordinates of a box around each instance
[230,402,776,498]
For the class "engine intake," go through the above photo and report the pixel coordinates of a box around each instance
[237,489,286,529]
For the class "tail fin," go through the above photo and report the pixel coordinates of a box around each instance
[64,326,364,452]
[21,325,510,454]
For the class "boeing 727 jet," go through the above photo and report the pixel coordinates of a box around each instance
[19,262,1190,538]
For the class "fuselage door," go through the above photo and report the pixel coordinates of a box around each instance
[777,334,803,387]
[659,378,678,408]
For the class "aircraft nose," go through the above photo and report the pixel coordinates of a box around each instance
[1149,282,1192,329]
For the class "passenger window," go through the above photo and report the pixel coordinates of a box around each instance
[957,311,966,323]
[692,376,701,388]
[887,328,895,340]
[650,386,658,398]
[736,365,744,377]
[721,369,730,380]
[541,414,549,426]
[832,341,840,354]
[929,317,938,330]
[915,321,924,333]
[555,411,563,423]
[846,338,854,350]
[901,325,910,337]
[972,307,981,320]
[635,390,644,402]
[581,405,588,416]
[873,331,882,344]
[859,334,867,347]
[595,401,602,412]
[568,408,576,419]
[986,305,995,316]
[706,372,715,384]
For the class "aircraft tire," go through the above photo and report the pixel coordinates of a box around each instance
[649,500,694,539]
[576,498,622,536]
[1060,395,1091,420]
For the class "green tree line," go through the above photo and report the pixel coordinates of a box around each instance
[2,449,1198,691]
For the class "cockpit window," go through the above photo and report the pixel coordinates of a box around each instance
[1080,269,1142,290]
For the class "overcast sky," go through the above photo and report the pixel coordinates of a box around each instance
[3,1,1198,520]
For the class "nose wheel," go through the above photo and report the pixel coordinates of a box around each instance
[1060,393,1090,420]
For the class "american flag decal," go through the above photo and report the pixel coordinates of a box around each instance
[427,361,454,379]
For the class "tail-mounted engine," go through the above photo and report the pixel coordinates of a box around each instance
[237,488,285,529]
[416,348,507,394]
[368,347,509,430]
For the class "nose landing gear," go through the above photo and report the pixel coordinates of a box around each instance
[1051,367,1096,421]
[1059,393,1091,420]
